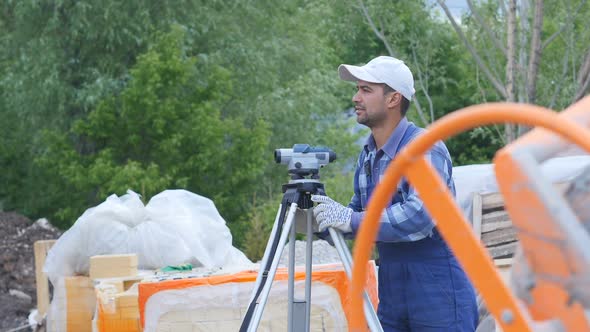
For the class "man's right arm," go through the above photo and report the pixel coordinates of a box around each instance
[348,150,451,242]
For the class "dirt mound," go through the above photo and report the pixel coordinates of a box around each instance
[0,211,62,330]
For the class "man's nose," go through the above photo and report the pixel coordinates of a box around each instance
[352,91,361,103]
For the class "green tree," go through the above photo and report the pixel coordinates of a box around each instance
[1,1,361,234]
[0,0,207,215]
[35,27,269,228]
[2,1,477,255]
[438,0,590,140]
[334,0,501,165]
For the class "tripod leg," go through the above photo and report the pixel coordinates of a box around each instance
[304,208,313,332]
[288,210,296,331]
[248,202,300,332]
[328,228,384,332]
[247,204,285,305]
[289,208,314,332]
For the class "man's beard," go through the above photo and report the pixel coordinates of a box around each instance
[357,109,386,128]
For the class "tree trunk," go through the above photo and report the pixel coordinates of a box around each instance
[574,48,590,101]
[436,0,507,99]
[505,0,517,142]
[527,0,544,104]
[519,0,544,136]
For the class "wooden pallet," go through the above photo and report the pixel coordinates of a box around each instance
[471,182,571,259]
[34,240,57,318]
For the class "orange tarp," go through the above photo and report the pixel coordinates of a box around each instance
[138,262,378,329]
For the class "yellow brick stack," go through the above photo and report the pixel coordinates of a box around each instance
[64,276,96,332]
[88,253,142,331]
[97,291,142,332]
[89,254,138,279]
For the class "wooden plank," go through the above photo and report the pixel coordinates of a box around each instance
[479,181,570,213]
[482,210,511,225]
[494,257,514,267]
[480,192,505,211]
[481,220,513,233]
[496,263,512,283]
[481,227,518,246]
[474,181,572,262]
[34,239,56,317]
[487,241,518,259]
[472,193,483,239]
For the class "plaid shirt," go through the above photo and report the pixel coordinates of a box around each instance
[349,117,456,242]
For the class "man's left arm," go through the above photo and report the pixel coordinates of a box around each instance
[349,150,453,242]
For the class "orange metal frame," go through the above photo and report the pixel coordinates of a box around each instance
[494,96,590,331]
[349,100,590,331]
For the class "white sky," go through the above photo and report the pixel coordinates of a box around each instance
[429,0,469,21]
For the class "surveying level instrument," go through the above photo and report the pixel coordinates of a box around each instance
[239,145,382,332]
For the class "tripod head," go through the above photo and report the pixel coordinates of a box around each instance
[275,144,336,180]
[275,144,336,209]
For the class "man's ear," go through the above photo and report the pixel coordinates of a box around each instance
[386,92,402,109]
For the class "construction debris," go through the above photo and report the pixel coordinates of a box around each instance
[0,212,62,331]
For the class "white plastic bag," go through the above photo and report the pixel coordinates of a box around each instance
[44,189,251,286]
[145,189,249,268]
[453,155,590,221]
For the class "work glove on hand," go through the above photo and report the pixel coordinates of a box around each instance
[311,195,353,233]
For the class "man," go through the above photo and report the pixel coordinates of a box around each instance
[311,56,478,331]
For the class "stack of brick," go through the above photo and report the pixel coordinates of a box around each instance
[89,253,142,332]
[96,288,142,332]
[64,276,96,332]
[89,254,138,280]
[44,253,142,331]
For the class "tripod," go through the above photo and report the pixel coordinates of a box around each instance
[239,177,383,332]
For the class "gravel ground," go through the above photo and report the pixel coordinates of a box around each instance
[0,212,62,331]
[278,239,343,266]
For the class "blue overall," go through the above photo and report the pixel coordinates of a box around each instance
[376,233,478,331]
[348,118,478,331]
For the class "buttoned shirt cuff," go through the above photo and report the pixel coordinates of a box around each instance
[350,211,364,235]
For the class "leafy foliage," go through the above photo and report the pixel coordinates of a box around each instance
[0,0,207,216]
[35,27,269,227]
[2,0,587,257]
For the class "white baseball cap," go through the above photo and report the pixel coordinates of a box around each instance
[338,56,415,100]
